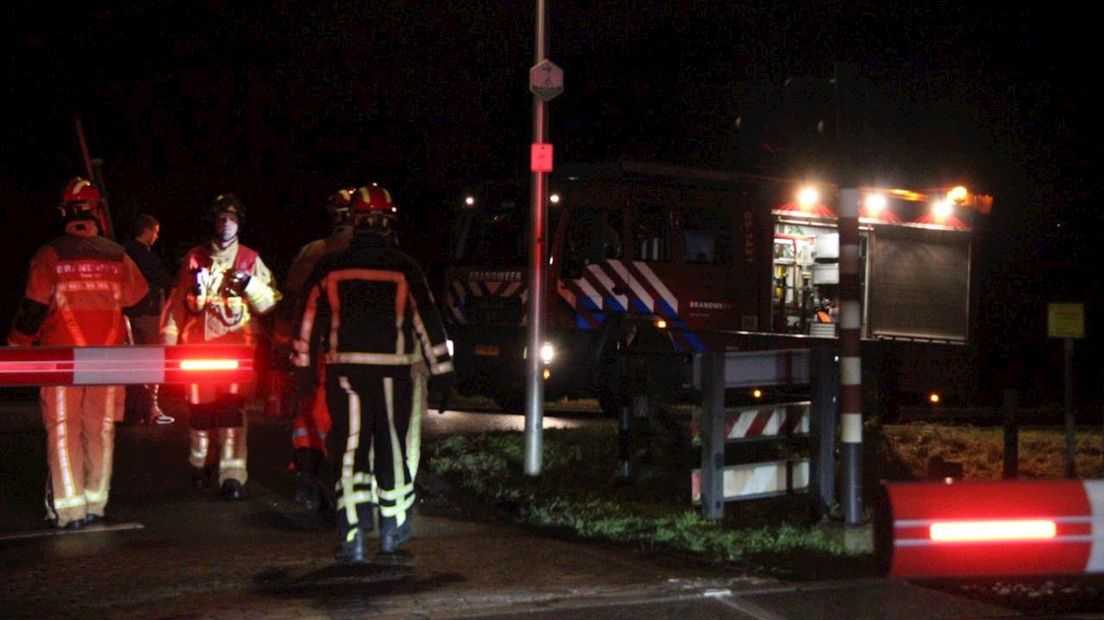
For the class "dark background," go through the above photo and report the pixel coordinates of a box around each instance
[2,2,1100,407]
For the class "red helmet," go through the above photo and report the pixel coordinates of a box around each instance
[351,185,396,217]
[59,177,102,221]
[326,187,356,223]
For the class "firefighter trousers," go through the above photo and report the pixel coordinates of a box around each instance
[41,385,123,527]
[292,372,331,455]
[187,383,248,485]
[325,364,426,535]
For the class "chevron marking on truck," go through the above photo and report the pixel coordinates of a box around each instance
[584,264,627,311]
[608,260,654,312]
[631,260,678,313]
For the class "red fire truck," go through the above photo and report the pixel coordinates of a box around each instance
[444,161,992,416]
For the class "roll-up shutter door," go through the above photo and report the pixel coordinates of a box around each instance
[868,226,970,341]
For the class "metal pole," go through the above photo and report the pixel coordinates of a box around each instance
[524,0,549,476]
[1064,338,1076,478]
[838,188,863,525]
[1002,388,1019,479]
[810,347,837,520]
[700,352,725,521]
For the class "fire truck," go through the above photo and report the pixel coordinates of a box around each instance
[444,161,993,417]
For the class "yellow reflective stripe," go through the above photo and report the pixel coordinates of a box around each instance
[431,343,450,357]
[243,275,277,314]
[190,430,210,464]
[53,494,87,509]
[431,360,454,375]
[220,459,247,469]
[293,340,310,353]
[55,292,87,346]
[352,472,373,485]
[377,493,415,519]
[54,387,76,499]
[383,377,406,517]
[85,488,108,503]
[90,388,115,505]
[326,352,418,365]
[336,491,378,508]
[376,481,414,501]
[292,352,310,367]
[407,373,425,481]
[338,375,362,527]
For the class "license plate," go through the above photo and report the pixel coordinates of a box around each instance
[474,345,500,357]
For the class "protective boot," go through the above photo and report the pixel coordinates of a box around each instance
[378,515,412,554]
[293,448,326,511]
[192,464,216,490]
[334,503,374,564]
[149,385,175,425]
[220,478,246,501]
[334,527,369,564]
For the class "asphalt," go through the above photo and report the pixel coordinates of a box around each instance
[0,396,1018,619]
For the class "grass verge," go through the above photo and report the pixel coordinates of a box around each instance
[423,424,869,579]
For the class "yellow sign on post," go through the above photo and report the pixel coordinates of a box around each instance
[1047,303,1085,339]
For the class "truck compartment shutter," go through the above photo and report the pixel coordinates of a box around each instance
[868,227,970,341]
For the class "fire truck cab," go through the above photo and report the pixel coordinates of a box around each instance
[445,162,992,416]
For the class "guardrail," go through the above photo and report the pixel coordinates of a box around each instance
[692,348,837,520]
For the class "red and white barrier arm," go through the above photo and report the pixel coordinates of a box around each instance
[0,345,255,386]
[878,479,1104,577]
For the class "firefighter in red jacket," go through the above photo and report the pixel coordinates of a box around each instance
[294,185,453,562]
[7,178,149,529]
[276,188,355,511]
[161,194,279,500]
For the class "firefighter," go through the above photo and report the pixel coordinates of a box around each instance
[276,188,355,511]
[7,178,149,529]
[161,193,279,500]
[294,185,453,562]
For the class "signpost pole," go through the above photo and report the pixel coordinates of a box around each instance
[1047,302,1084,479]
[524,0,549,476]
[1065,337,1075,478]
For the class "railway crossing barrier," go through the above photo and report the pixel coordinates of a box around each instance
[0,344,256,387]
[878,479,1104,577]
[691,347,837,520]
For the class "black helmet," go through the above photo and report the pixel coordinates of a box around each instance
[209,193,245,223]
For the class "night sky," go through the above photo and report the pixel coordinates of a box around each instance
[2,2,1101,404]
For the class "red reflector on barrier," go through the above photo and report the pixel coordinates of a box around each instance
[929,520,1057,542]
[877,480,1104,577]
[179,359,240,371]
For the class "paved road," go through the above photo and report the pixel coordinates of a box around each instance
[0,395,1020,618]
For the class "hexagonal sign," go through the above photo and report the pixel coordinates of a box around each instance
[529,59,564,102]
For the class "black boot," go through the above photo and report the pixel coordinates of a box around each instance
[378,515,412,554]
[334,527,369,564]
[192,464,216,490]
[293,448,326,511]
[220,478,245,500]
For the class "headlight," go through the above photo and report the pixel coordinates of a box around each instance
[446,339,455,356]
[539,342,555,364]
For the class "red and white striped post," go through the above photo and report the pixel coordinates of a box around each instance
[879,479,1104,577]
[838,188,863,525]
[0,345,255,387]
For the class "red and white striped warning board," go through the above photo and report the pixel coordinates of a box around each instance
[0,345,255,386]
[691,402,809,444]
[880,479,1104,577]
[691,459,809,503]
